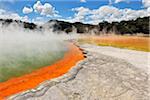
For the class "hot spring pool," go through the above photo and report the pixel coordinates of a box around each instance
[0,51,66,82]
[0,30,68,82]
[0,42,67,82]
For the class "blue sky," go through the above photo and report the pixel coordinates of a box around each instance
[0,0,149,24]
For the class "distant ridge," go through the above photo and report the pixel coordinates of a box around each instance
[0,16,149,35]
[0,19,37,30]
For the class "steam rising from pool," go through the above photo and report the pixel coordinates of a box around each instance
[0,22,77,82]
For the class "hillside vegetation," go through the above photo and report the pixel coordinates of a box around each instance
[0,16,149,35]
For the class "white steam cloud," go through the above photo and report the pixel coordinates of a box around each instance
[0,21,78,82]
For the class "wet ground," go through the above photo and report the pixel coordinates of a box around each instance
[9,43,149,100]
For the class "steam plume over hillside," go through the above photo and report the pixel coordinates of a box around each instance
[0,20,68,82]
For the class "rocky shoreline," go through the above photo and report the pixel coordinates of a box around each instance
[8,44,149,100]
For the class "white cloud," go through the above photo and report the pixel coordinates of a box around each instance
[109,0,112,5]
[91,6,149,24]
[33,1,43,13]
[114,0,126,3]
[22,6,33,14]
[147,7,150,12]
[21,15,29,22]
[32,17,46,25]
[0,9,5,14]
[70,5,150,24]
[80,0,86,3]
[0,9,29,22]
[33,1,58,17]
[71,7,90,22]
[142,0,150,8]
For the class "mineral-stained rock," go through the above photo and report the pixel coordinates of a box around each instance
[9,44,149,100]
